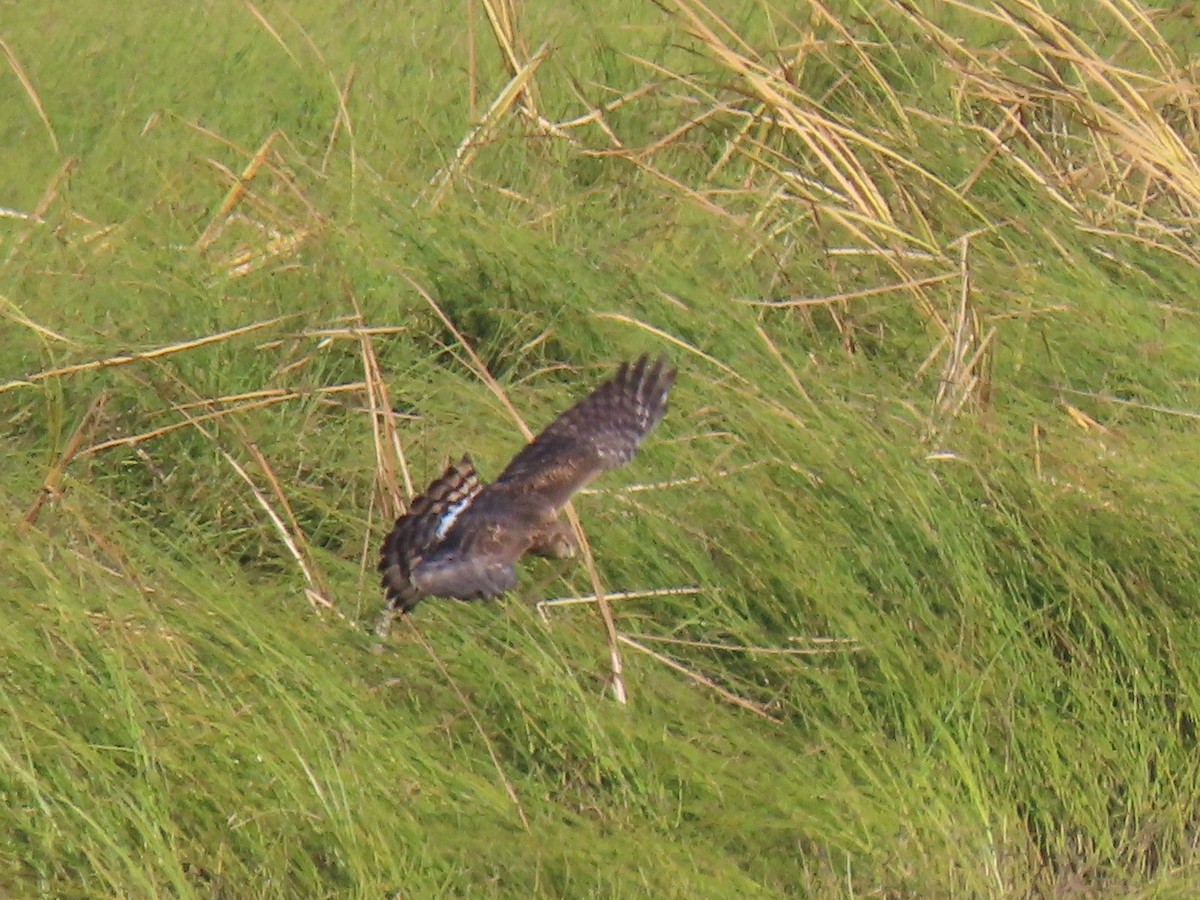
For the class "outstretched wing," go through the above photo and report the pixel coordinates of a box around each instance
[377,354,675,616]
[378,455,484,612]
[409,549,518,601]
[489,354,676,511]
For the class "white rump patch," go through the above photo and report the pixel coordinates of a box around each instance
[434,495,473,540]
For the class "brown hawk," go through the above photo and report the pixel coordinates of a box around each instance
[378,354,675,615]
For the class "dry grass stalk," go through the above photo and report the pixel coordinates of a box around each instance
[231,443,334,612]
[219,228,310,280]
[0,316,296,395]
[932,237,995,427]
[402,274,536,442]
[3,156,77,266]
[595,312,749,383]
[0,35,59,154]
[257,3,361,183]
[754,324,813,408]
[242,1,359,184]
[625,632,861,656]
[321,64,356,176]
[554,82,659,143]
[736,272,958,309]
[598,311,812,432]
[551,473,629,704]
[81,384,364,457]
[576,3,994,357]
[584,149,746,224]
[196,131,280,253]
[243,1,301,66]
[246,440,331,601]
[402,273,629,704]
[594,0,1200,383]
[1057,387,1200,422]
[1,292,80,347]
[626,0,961,255]
[478,0,537,110]
[349,289,413,523]
[424,43,552,209]
[577,461,768,497]
[616,633,781,723]
[475,0,575,143]
[908,0,1200,264]
[140,361,334,614]
[1063,404,1107,433]
[537,586,703,619]
[24,392,108,526]
[58,496,146,594]
[282,324,408,342]
[183,121,317,211]
[179,122,318,278]
[194,416,335,614]
[580,473,707,495]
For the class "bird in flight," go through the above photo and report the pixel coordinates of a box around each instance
[378,354,675,618]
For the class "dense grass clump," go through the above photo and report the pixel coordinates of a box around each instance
[2,0,1199,894]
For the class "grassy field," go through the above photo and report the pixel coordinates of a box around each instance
[3,0,1200,895]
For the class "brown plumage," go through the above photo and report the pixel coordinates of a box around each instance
[378,354,676,616]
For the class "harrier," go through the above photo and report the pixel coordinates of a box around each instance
[379,354,675,616]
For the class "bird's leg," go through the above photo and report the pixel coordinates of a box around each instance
[374,606,399,638]
[527,516,578,559]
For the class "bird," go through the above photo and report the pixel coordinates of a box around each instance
[378,354,675,619]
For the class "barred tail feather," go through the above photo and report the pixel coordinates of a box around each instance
[378,455,482,613]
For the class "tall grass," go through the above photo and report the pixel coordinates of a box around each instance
[2,0,1199,894]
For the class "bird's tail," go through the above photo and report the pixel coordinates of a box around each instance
[378,454,482,616]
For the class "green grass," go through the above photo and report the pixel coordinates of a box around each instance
[3,0,1200,895]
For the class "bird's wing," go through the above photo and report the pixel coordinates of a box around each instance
[378,454,483,612]
[378,355,675,611]
[409,551,518,601]
[489,354,676,511]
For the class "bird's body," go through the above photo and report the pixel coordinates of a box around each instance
[378,354,675,616]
